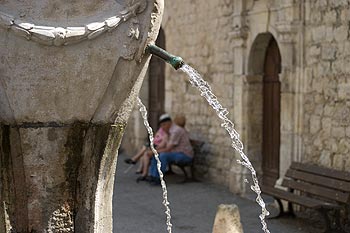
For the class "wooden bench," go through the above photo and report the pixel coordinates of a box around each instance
[261,162,350,232]
[169,139,204,182]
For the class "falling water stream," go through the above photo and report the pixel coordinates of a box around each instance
[136,64,270,233]
[180,64,270,233]
[136,97,173,233]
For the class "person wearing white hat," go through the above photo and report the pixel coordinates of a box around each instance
[148,113,194,185]
[124,114,169,182]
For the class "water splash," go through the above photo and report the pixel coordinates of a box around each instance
[136,97,173,233]
[180,64,270,233]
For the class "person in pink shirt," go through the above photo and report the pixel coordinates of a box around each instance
[149,114,194,185]
[124,115,169,181]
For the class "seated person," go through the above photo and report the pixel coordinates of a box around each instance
[124,114,170,181]
[148,114,194,185]
[124,127,167,166]
[166,114,186,174]
[174,114,186,128]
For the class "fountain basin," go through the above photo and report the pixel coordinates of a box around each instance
[0,0,164,232]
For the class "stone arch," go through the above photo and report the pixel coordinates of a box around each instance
[248,33,274,75]
[244,32,282,187]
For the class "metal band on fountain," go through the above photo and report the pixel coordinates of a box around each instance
[146,44,184,70]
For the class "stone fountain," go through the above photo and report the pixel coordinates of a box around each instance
[0,0,164,232]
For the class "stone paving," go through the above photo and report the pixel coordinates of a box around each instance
[113,153,323,233]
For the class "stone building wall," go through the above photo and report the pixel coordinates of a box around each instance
[160,0,350,196]
[303,0,350,170]
[162,0,238,187]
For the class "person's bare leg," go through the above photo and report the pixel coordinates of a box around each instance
[136,152,151,182]
[125,146,146,165]
[136,156,144,173]
[141,153,151,177]
[132,146,147,161]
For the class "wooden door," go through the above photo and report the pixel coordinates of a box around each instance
[148,28,165,130]
[262,39,281,187]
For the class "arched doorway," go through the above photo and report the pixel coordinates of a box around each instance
[262,38,281,187]
[246,33,282,188]
[148,28,165,130]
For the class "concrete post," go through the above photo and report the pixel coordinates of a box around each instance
[0,0,164,232]
[212,204,244,233]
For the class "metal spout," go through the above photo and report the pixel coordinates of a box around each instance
[146,44,184,70]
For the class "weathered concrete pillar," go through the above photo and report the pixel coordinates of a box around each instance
[0,0,164,232]
[212,204,244,233]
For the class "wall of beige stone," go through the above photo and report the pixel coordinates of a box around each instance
[162,0,238,188]
[160,0,350,196]
[303,0,350,170]
[242,0,304,192]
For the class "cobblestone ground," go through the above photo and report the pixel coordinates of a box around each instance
[113,153,324,233]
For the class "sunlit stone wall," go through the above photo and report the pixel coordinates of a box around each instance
[303,0,350,169]
[162,0,237,187]
[162,0,350,195]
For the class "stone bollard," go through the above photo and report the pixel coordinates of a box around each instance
[212,204,244,233]
[0,0,164,232]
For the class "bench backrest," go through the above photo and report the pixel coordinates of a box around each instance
[282,162,350,204]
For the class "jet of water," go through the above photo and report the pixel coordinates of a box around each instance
[180,64,271,233]
[136,97,173,233]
